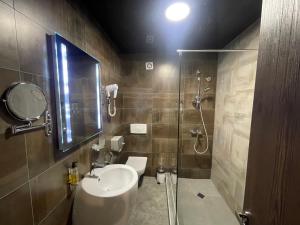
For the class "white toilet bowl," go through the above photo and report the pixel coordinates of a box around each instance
[126,156,147,186]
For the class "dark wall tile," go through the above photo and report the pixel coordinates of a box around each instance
[181,137,213,155]
[152,124,178,139]
[77,145,92,176]
[183,77,199,93]
[183,108,215,124]
[15,12,50,75]
[181,53,218,76]
[0,2,19,70]
[39,196,73,225]
[85,23,106,62]
[123,93,152,109]
[25,130,55,178]
[122,108,152,123]
[122,60,153,89]
[152,138,178,153]
[184,93,215,110]
[14,0,62,32]
[178,168,211,179]
[183,76,216,94]
[0,183,34,225]
[0,134,27,198]
[152,58,179,93]
[124,133,152,153]
[152,152,177,169]
[153,93,178,109]
[0,69,27,198]
[181,124,214,139]
[30,161,68,224]
[152,109,178,124]
[180,154,212,169]
[0,68,20,94]
[152,72,179,93]
[61,2,85,50]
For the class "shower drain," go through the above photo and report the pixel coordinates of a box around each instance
[197,192,205,199]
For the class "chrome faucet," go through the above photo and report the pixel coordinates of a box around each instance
[89,162,107,175]
[89,151,114,175]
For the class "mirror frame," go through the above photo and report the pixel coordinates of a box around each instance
[48,34,103,159]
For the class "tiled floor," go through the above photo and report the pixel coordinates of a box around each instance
[177,179,239,225]
[129,177,238,225]
[128,176,169,225]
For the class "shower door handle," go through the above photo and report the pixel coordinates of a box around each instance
[235,211,251,225]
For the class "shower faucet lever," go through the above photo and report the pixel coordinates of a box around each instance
[190,128,202,137]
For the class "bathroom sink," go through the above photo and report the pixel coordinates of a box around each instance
[73,164,138,225]
[82,164,138,197]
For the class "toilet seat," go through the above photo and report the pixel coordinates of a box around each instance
[126,157,147,176]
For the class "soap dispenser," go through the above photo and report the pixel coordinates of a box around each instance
[72,161,79,185]
[68,162,79,191]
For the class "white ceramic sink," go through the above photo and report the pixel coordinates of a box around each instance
[73,164,138,225]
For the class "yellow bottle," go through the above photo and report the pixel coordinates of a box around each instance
[71,162,79,185]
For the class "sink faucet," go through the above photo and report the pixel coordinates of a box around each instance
[89,151,114,175]
[89,162,107,175]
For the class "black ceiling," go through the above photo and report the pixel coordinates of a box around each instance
[72,0,262,54]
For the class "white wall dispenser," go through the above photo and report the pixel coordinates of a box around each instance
[130,124,147,134]
[111,136,125,152]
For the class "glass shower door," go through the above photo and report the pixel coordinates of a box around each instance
[176,50,258,225]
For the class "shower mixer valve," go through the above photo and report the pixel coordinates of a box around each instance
[190,128,202,137]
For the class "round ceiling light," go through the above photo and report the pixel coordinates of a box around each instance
[165,2,190,22]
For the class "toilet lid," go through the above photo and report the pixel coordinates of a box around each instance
[126,157,147,172]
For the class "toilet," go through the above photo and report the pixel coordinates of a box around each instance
[111,136,148,187]
[126,156,147,187]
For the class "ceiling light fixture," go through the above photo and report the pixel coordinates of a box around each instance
[165,2,190,22]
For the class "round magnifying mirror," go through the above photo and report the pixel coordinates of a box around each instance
[4,82,47,121]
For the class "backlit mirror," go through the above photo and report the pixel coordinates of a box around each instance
[49,34,103,154]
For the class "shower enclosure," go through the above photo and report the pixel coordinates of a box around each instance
[167,48,259,225]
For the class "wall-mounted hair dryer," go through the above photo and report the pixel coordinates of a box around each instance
[106,84,118,117]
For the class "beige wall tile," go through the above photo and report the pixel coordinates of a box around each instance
[211,22,260,212]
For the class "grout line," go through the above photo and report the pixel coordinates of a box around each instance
[13,7,54,35]
[0,66,50,79]
[24,134,36,224]
[13,9,36,224]
[37,194,68,225]
[27,144,82,182]
[0,180,28,201]
[12,5,21,81]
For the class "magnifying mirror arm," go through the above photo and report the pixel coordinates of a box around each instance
[11,111,52,136]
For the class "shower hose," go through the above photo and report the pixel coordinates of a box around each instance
[193,104,209,154]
